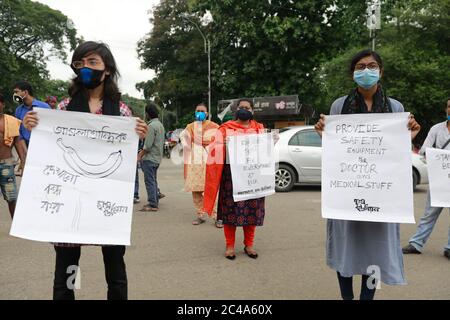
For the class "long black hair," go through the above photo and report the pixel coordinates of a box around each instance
[69,41,121,102]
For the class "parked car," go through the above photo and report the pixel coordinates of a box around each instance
[274,126,428,192]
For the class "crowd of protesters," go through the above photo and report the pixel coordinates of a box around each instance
[1,43,448,301]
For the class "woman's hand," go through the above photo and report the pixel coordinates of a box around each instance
[314,114,326,137]
[408,114,421,140]
[135,118,148,140]
[23,111,39,131]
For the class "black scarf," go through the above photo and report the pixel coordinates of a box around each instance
[66,90,120,116]
[341,85,392,114]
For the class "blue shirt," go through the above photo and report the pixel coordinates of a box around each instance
[14,99,51,143]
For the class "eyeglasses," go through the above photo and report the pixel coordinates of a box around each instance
[355,62,380,71]
[72,59,104,69]
[237,105,252,110]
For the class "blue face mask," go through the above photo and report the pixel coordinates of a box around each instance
[353,68,380,89]
[195,111,207,122]
[447,115,450,121]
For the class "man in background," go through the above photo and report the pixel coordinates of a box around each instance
[138,103,165,212]
[13,81,50,147]
[0,93,27,218]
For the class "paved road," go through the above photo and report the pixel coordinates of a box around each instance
[0,159,449,300]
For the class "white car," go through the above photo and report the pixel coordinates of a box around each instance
[274,126,428,192]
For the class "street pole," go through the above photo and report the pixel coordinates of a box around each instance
[182,14,212,120]
[367,0,381,51]
[207,39,211,120]
[372,32,375,51]
[370,29,375,51]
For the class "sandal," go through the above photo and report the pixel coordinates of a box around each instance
[139,205,158,212]
[225,248,236,260]
[192,217,206,225]
[244,247,258,259]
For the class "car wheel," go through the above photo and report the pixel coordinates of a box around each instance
[275,164,296,192]
[413,169,419,191]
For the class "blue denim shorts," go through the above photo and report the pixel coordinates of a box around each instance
[0,158,18,202]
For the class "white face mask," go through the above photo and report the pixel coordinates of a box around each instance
[13,93,25,104]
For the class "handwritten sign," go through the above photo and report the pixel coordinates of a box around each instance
[426,148,450,207]
[227,133,275,202]
[10,109,138,245]
[322,113,415,223]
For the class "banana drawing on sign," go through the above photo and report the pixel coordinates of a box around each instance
[57,138,123,179]
[10,109,138,246]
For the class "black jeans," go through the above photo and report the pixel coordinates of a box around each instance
[337,272,377,300]
[53,245,128,300]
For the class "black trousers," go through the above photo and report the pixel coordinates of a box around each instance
[53,245,128,300]
[337,272,377,300]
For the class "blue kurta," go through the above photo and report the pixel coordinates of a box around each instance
[326,96,407,285]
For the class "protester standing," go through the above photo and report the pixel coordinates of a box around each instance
[138,103,165,212]
[181,103,221,227]
[13,81,51,147]
[203,99,266,260]
[23,41,148,300]
[403,96,450,259]
[314,49,421,300]
[0,93,27,219]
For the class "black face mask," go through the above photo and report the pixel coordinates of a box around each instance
[75,67,105,89]
[236,108,253,121]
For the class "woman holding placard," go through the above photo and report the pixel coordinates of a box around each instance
[314,49,421,300]
[22,41,148,300]
[203,99,266,260]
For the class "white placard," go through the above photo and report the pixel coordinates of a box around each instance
[228,133,275,202]
[10,109,138,245]
[426,148,450,207]
[322,113,415,223]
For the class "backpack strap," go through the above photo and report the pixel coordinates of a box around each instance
[441,138,450,150]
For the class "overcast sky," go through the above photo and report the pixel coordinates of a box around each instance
[34,0,160,98]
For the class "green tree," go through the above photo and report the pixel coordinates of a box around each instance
[193,0,368,100]
[121,94,147,119]
[0,0,78,111]
[138,0,375,121]
[137,0,209,127]
[40,79,71,102]
[314,0,450,143]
